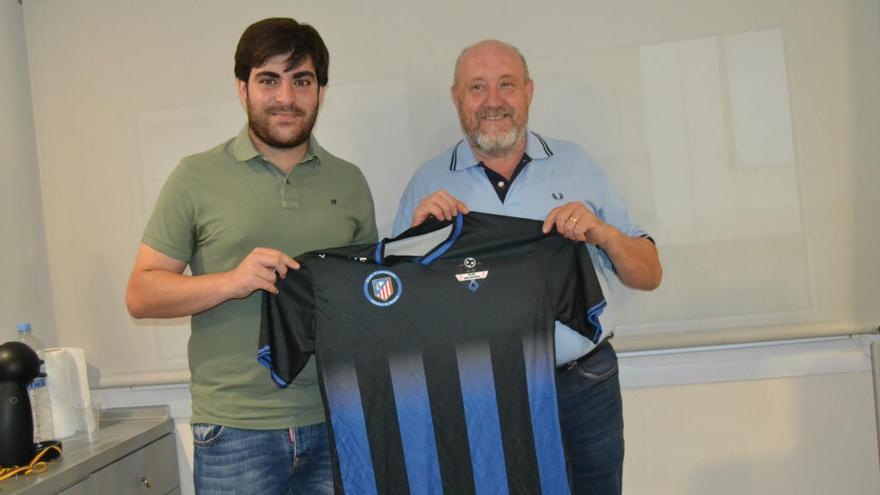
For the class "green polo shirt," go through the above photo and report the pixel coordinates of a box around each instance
[142,126,378,429]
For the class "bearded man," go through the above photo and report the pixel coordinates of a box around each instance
[126,18,377,494]
[393,39,662,494]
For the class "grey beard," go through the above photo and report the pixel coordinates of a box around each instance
[470,126,523,158]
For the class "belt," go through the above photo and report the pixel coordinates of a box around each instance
[556,340,610,374]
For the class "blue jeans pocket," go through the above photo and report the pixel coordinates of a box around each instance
[572,358,618,382]
[571,343,619,382]
[192,423,225,447]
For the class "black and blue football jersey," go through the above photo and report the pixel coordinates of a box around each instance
[259,212,606,495]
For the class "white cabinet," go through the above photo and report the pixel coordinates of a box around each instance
[5,406,178,495]
[92,434,178,494]
[56,477,96,495]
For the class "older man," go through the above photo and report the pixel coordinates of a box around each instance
[393,39,661,494]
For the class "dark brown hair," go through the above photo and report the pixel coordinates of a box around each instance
[234,18,329,86]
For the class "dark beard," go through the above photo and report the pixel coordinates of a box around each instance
[248,106,317,149]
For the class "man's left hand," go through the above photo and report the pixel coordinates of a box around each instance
[542,201,610,245]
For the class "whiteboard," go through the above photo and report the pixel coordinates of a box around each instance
[529,28,812,334]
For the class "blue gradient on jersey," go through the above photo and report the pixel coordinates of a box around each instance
[523,334,572,494]
[256,345,288,387]
[388,353,443,494]
[323,364,378,495]
[456,341,509,494]
[587,300,607,343]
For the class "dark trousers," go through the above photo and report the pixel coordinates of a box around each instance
[557,342,625,495]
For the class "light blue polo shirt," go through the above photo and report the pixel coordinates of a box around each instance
[393,131,649,364]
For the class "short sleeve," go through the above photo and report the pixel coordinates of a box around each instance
[259,262,318,387]
[392,174,425,236]
[141,162,197,263]
[595,176,647,239]
[542,235,607,343]
[350,168,380,245]
[582,156,651,272]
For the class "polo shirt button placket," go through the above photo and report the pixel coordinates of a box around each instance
[281,176,300,209]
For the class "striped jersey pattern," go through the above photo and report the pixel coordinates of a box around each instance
[259,212,606,494]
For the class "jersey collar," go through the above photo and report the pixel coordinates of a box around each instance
[374,213,465,266]
[448,130,554,171]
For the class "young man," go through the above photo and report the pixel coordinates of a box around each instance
[126,18,377,493]
[393,39,662,494]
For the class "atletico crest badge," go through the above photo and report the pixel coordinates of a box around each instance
[372,277,393,301]
[364,270,403,307]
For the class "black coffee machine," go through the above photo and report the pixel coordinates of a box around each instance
[0,341,43,467]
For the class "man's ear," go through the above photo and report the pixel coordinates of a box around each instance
[526,79,534,108]
[318,84,327,108]
[450,84,461,113]
[236,78,248,109]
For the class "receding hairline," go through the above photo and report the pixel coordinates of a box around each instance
[453,39,531,87]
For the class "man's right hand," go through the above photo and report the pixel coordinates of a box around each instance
[226,247,300,297]
[126,244,299,319]
[411,190,470,226]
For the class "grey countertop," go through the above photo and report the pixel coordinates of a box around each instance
[0,405,174,495]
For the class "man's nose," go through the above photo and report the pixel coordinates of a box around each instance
[275,81,296,103]
[485,85,504,106]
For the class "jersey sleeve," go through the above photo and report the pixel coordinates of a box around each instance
[543,235,607,343]
[258,262,318,387]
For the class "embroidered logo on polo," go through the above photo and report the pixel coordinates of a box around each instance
[455,257,488,292]
[364,270,403,307]
[552,192,564,200]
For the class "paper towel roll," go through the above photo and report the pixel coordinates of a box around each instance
[42,348,93,439]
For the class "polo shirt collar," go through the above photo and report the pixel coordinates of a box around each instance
[231,125,323,166]
[448,130,554,171]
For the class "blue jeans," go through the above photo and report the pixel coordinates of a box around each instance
[556,341,625,495]
[192,422,333,495]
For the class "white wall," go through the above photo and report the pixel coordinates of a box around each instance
[624,372,879,494]
[0,0,55,345]
[4,1,879,494]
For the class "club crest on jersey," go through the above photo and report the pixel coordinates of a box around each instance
[364,270,402,307]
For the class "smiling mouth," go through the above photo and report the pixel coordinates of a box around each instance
[477,108,513,122]
[479,115,511,127]
[269,106,306,117]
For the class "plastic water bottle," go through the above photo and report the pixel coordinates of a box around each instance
[16,322,55,443]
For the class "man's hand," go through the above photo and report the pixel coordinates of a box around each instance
[126,244,300,319]
[226,247,300,297]
[542,201,610,245]
[411,190,470,227]
[542,201,662,290]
